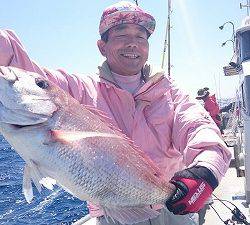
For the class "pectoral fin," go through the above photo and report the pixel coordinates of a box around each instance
[29,160,56,190]
[22,161,57,203]
[22,164,33,203]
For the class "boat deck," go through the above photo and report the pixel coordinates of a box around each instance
[203,167,250,224]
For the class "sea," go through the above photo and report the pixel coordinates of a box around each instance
[0,135,88,225]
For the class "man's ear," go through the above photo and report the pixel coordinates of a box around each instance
[97,40,106,56]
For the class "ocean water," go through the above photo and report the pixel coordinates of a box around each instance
[0,135,88,225]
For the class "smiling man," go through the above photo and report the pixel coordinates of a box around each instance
[0,1,231,225]
[97,23,149,76]
[85,1,230,225]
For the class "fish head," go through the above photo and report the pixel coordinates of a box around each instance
[0,66,63,167]
[0,66,58,126]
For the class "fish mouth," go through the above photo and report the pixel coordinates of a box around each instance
[0,116,49,130]
[11,123,43,129]
[4,122,47,132]
[0,99,52,129]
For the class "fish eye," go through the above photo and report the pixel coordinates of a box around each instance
[35,78,49,89]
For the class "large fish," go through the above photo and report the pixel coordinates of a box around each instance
[0,66,175,224]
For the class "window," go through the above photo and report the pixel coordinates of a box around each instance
[240,30,250,62]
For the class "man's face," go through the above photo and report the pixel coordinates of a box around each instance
[98,24,149,76]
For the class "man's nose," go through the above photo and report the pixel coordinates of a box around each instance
[125,37,138,48]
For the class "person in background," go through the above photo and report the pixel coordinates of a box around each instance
[196,87,223,133]
[220,101,241,133]
[220,102,235,113]
[220,102,235,131]
[0,1,231,225]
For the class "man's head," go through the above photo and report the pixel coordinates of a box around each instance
[196,88,210,101]
[97,1,156,76]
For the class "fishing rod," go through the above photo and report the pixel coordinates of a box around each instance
[161,0,172,77]
[133,0,172,75]
[211,195,250,225]
[133,0,171,74]
[134,0,138,6]
[186,168,250,224]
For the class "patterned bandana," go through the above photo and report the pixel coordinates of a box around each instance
[99,1,156,36]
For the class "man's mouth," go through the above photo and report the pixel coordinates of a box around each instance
[121,53,140,59]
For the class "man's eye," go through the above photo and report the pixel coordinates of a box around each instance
[116,35,127,38]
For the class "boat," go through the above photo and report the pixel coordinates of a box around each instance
[200,1,250,224]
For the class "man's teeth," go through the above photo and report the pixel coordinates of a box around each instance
[122,54,139,59]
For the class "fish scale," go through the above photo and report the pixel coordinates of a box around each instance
[0,66,175,224]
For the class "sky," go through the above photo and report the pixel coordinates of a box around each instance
[0,0,248,100]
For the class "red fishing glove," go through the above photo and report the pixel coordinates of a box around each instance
[165,166,218,215]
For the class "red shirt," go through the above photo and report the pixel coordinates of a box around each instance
[204,94,221,126]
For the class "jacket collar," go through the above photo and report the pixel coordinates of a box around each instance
[98,60,166,94]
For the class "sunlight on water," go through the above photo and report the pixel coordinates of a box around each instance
[31,189,61,212]
[0,209,14,220]
[0,135,88,224]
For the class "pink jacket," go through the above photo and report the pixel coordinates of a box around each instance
[0,30,231,216]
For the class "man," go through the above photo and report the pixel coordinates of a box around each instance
[0,1,231,225]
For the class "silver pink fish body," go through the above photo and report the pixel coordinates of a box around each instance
[0,67,174,224]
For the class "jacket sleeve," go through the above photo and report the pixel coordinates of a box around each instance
[0,29,87,103]
[169,79,231,181]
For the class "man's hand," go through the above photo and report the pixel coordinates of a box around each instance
[165,166,218,215]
